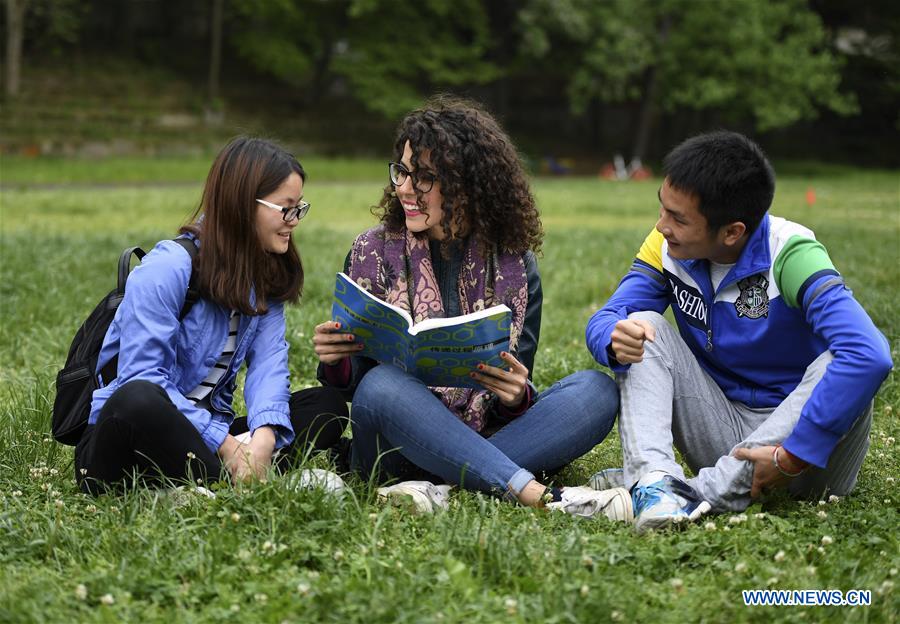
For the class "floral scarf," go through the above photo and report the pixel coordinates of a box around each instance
[348,225,528,432]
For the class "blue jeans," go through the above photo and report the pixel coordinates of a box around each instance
[350,365,618,499]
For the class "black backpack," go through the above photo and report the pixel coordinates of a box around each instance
[51,238,200,445]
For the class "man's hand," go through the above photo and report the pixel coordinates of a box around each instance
[470,351,529,407]
[313,321,364,366]
[733,445,808,499]
[610,319,657,364]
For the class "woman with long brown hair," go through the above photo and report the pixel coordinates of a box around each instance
[313,98,627,518]
[76,137,347,494]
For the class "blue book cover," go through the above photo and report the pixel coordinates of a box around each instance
[332,272,511,388]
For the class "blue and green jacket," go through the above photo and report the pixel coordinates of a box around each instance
[586,214,892,468]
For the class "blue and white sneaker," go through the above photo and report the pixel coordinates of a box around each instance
[588,468,625,491]
[632,472,711,533]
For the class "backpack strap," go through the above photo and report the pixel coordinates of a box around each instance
[172,237,200,321]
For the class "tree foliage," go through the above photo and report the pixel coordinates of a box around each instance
[518,0,857,132]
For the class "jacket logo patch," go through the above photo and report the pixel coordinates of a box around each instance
[735,274,769,319]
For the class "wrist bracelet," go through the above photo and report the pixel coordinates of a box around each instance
[772,445,806,478]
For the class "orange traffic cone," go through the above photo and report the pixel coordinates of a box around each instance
[805,186,816,207]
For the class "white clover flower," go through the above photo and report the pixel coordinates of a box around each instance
[12,490,22,497]
[368,513,378,521]
[670,578,684,590]
[886,437,895,445]
[581,554,594,567]
[333,549,344,561]
[728,515,746,524]
[890,568,898,577]
[231,512,241,522]
[817,547,826,555]
[504,598,518,615]
[806,566,817,575]
[262,540,273,551]
[704,522,717,531]
[878,580,894,595]
[821,535,833,545]
[884,498,892,504]
[55,499,65,509]
[230,604,240,612]
[753,512,767,519]
[49,468,59,475]
[818,500,826,506]
[774,550,785,562]
[828,495,840,503]
[580,584,590,597]
[254,593,268,603]
[887,477,896,484]
[766,577,779,586]
[297,582,311,596]
[817,510,828,519]
[376,540,385,548]
[611,611,624,622]
[735,562,747,573]
[75,584,88,600]
[100,594,115,605]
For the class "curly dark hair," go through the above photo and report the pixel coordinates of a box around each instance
[375,96,542,255]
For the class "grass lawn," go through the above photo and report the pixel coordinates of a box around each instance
[0,157,897,623]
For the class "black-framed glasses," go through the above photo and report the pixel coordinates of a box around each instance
[388,162,436,193]
[256,198,311,222]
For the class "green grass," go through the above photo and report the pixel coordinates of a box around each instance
[0,162,898,623]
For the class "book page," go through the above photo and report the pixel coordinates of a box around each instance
[410,306,511,388]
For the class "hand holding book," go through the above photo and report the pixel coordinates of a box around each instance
[469,351,529,406]
[330,272,512,388]
[313,320,364,366]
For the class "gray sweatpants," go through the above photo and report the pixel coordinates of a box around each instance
[617,311,872,512]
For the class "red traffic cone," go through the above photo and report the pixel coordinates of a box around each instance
[805,186,816,207]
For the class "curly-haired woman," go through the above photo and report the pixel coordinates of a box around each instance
[312,98,628,518]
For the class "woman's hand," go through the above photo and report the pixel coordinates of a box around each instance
[313,321,363,366]
[470,351,529,407]
[218,427,276,484]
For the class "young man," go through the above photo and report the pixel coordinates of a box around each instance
[585,131,892,533]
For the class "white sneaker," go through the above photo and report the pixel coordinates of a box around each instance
[287,468,347,495]
[377,481,452,513]
[587,467,625,490]
[632,472,711,534]
[165,485,217,507]
[547,486,633,522]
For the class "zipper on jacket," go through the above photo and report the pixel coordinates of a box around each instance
[705,329,713,352]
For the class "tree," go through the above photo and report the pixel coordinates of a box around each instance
[4,0,29,97]
[517,0,858,160]
[228,0,497,118]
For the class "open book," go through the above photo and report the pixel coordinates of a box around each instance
[332,272,511,388]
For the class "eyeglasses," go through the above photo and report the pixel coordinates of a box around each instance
[388,162,437,194]
[256,198,311,222]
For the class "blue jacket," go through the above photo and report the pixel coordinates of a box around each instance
[586,214,892,468]
[89,237,295,453]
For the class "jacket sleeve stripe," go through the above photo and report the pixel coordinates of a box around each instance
[631,261,667,287]
[797,268,841,308]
